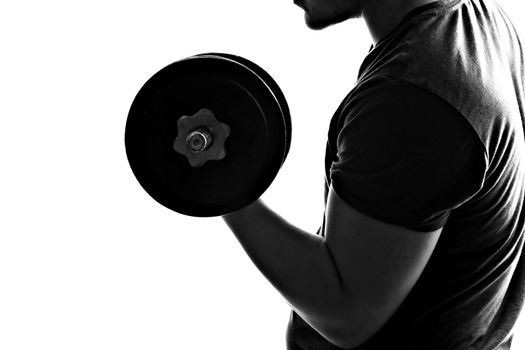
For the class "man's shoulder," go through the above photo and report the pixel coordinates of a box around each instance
[339,77,457,126]
[351,0,523,161]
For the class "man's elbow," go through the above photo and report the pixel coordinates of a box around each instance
[332,332,376,349]
[326,325,378,349]
[324,326,374,349]
[323,310,383,349]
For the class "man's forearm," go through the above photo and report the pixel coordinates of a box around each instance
[222,199,349,344]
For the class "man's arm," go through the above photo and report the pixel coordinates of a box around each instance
[223,186,441,348]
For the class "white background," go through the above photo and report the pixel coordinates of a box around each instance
[1,1,524,349]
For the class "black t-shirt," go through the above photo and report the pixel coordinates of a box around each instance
[287,0,525,349]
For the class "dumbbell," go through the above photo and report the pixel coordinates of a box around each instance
[125,53,291,216]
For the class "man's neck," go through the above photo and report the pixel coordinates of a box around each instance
[362,0,439,45]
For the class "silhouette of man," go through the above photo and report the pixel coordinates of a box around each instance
[224,0,525,348]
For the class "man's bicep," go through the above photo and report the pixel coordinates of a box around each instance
[324,186,442,344]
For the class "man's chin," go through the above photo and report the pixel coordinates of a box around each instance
[305,14,332,30]
[304,13,349,30]
[304,9,361,30]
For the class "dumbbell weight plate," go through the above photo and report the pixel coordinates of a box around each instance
[125,54,290,217]
[195,53,291,164]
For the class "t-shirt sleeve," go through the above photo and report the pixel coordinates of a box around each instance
[330,79,487,232]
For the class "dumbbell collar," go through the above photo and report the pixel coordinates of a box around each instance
[173,108,230,168]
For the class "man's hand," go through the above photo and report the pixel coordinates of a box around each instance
[223,186,441,348]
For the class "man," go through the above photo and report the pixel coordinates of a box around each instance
[223,0,525,348]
